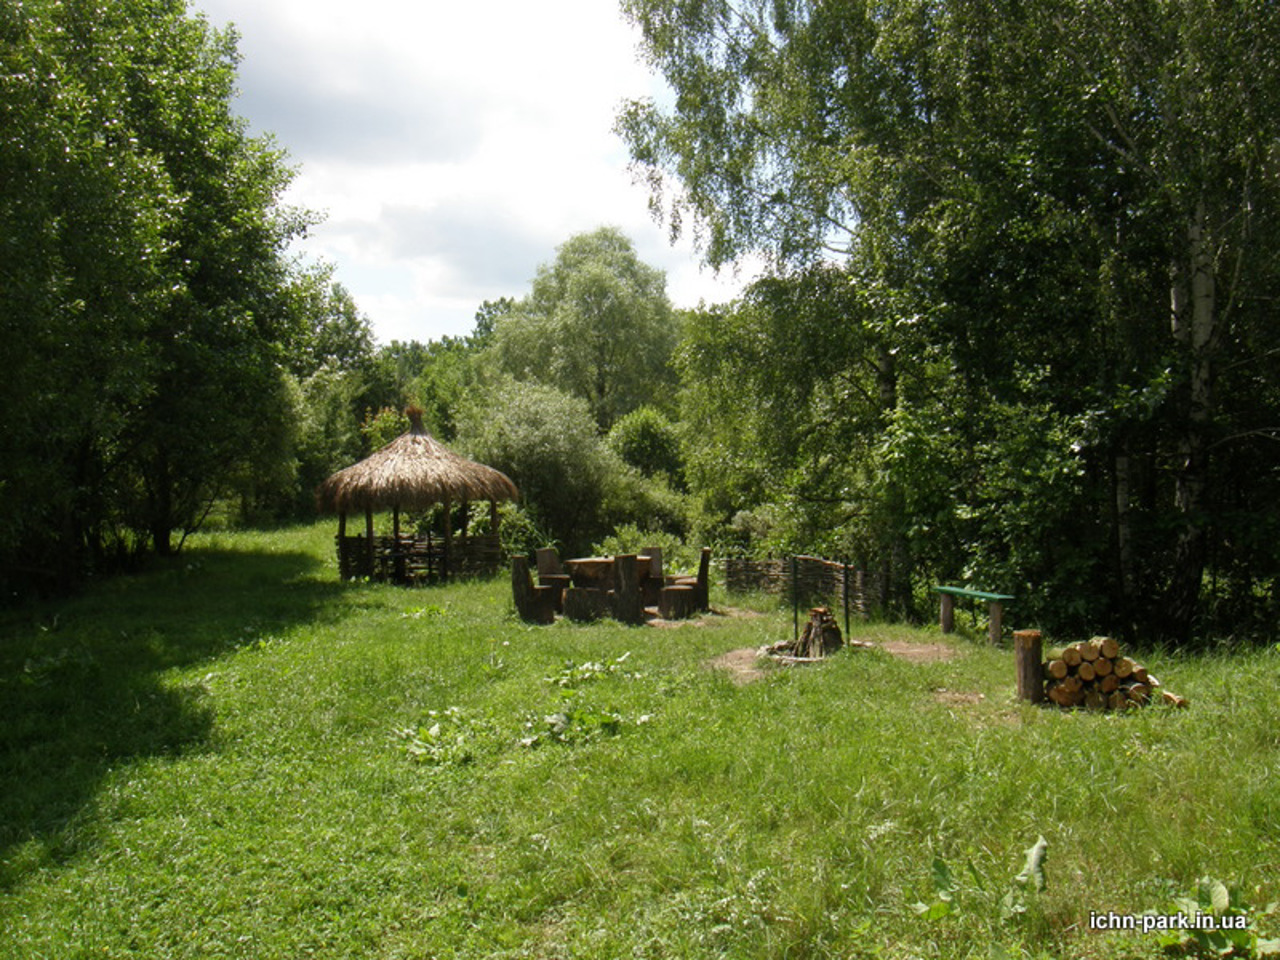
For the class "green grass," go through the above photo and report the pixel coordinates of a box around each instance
[2,522,1278,959]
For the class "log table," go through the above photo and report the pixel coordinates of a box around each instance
[564,555,652,623]
[564,557,615,589]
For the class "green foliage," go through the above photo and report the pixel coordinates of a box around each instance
[491,501,558,559]
[456,378,667,556]
[910,837,1049,928]
[0,0,329,589]
[544,652,644,689]
[285,263,376,377]
[360,406,410,451]
[1149,877,1280,958]
[490,227,678,430]
[394,706,497,769]
[593,524,702,576]
[608,405,685,485]
[622,0,1280,642]
[517,704,646,749]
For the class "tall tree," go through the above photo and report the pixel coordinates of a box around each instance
[620,0,1280,639]
[491,227,678,430]
[1,0,312,591]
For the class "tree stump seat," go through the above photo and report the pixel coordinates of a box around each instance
[564,586,614,622]
[538,573,571,612]
[660,584,696,620]
[511,555,555,624]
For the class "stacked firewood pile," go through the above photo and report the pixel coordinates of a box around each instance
[1043,636,1188,710]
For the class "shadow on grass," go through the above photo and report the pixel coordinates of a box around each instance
[0,545,348,889]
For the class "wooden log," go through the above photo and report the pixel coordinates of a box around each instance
[1062,645,1082,667]
[798,606,843,657]
[1125,682,1152,705]
[511,555,555,624]
[538,573,571,612]
[1113,657,1135,679]
[1014,629,1043,703]
[1046,658,1069,680]
[641,547,664,607]
[535,547,564,577]
[1161,690,1189,709]
[1084,689,1106,711]
[1079,640,1100,662]
[1093,655,1113,677]
[659,584,696,620]
[564,587,613,622]
[1097,636,1121,659]
[1133,664,1150,684]
[939,592,955,633]
[1108,690,1128,711]
[1046,678,1084,708]
[1077,660,1096,683]
[1100,673,1120,694]
[612,554,644,624]
[988,601,1004,645]
[693,547,712,611]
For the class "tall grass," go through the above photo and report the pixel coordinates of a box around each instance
[2,522,1277,958]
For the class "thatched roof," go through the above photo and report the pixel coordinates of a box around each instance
[316,411,519,514]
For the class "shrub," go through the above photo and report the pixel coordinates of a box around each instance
[457,379,629,556]
[607,405,685,486]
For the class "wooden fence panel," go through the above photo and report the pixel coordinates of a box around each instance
[723,556,882,617]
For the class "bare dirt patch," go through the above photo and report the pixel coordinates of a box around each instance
[708,635,959,684]
[708,648,769,685]
[878,640,959,663]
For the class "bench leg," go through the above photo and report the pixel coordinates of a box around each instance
[939,593,955,633]
[988,601,1003,644]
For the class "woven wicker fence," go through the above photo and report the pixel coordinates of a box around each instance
[723,555,884,616]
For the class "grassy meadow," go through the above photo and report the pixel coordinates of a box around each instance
[2,523,1278,959]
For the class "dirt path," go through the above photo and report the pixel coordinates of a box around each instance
[708,636,958,685]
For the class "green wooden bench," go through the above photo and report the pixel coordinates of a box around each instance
[932,585,1014,644]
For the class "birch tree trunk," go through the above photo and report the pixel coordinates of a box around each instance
[1167,198,1217,639]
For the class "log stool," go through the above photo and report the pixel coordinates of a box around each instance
[511,555,555,624]
[659,584,696,620]
[564,587,613,622]
[538,573,571,612]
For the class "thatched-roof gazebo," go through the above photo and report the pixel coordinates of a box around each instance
[316,409,519,582]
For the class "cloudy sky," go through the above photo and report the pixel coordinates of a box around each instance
[193,0,754,344]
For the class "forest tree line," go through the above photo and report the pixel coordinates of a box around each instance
[5,0,1279,645]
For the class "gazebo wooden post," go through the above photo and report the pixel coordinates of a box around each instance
[365,505,375,578]
[489,500,500,535]
[392,505,404,583]
[442,496,453,580]
[460,499,470,572]
[337,512,347,579]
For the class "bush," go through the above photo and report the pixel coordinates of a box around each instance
[607,406,685,486]
[456,379,630,556]
[592,525,704,575]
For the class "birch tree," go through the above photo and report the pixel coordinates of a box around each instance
[621,0,1280,639]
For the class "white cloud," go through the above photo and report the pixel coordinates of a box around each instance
[196,0,754,344]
